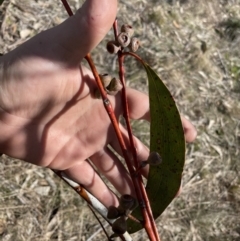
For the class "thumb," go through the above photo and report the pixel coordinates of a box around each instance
[54,0,118,61]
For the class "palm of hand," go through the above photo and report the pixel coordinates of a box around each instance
[0,0,196,207]
[0,38,140,206]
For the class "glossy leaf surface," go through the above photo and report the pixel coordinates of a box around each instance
[127,63,185,233]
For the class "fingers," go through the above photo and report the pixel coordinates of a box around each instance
[181,116,197,143]
[125,88,197,143]
[63,145,139,208]
[54,0,118,61]
[110,124,150,178]
[89,147,135,196]
[64,159,118,208]
[125,88,150,120]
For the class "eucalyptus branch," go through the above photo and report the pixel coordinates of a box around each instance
[54,170,133,241]
[115,29,160,241]
[59,1,165,240]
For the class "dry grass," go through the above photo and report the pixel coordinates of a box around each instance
[0,0,240,240]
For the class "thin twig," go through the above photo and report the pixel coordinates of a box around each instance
[53,170,133,241]
[88,204,112,241]
[86,222,109,241]
[60,0,73,16]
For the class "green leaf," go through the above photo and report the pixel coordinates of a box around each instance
[127,63,185,233]
[0,0,5,6]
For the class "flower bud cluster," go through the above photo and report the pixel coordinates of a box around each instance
[107,194,138,235]
[97,73,122,96]
[106,24,140,54]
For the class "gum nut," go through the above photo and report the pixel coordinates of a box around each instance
[106,40,120,54]
[107,206,120,219]
[99,73,112,87]
[112,216,127,235]
[107,78,123,92]
[119,194,136,210]
[121,24,134,37]
[117,32,131,48]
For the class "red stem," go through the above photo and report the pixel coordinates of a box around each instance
[60,1,160,240]
[122,51,145,64]
[85,54,128,151]
[117,52,160,241]
[114,26,160,241]
[85,53,159,239]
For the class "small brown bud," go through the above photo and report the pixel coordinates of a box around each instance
[106,40,120,54]
[119,194,137,211]
[99,73,112,88]
[147,152,162,166]
[106,78,123,95]
[121,24,134,37]
[107,206,121,219]
[117,32,131,48]
[129,37,140,52]
[112,216,127,235]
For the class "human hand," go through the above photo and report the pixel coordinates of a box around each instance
[0,0,196,208]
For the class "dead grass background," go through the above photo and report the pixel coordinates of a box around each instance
[0,0,240,240]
